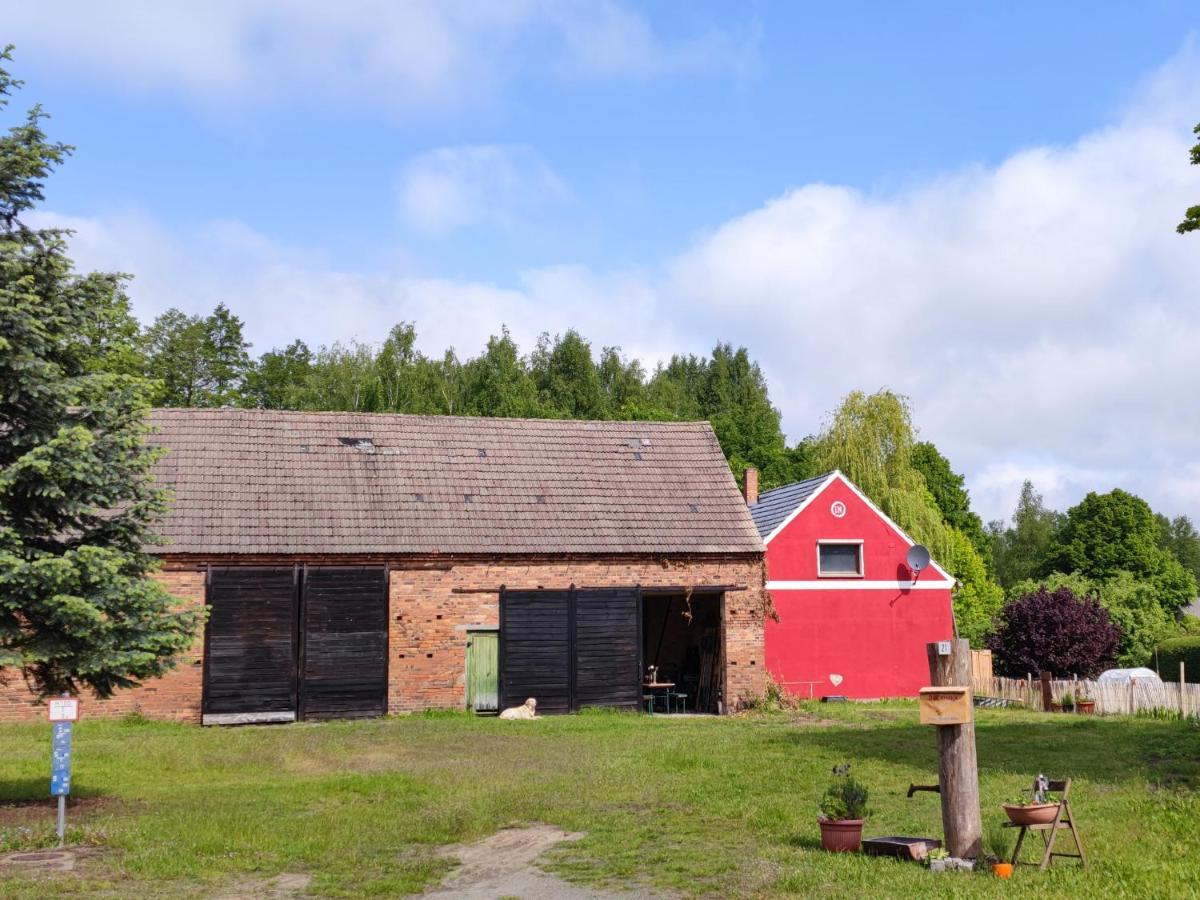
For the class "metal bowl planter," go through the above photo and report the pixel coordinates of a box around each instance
[1002,802,1061,826]
[818,818,864,852]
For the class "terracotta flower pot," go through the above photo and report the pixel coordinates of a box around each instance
[1076,699,1095,715]
[992,862,1014,879]
[818,818,864,852]
[1002,802,1061,826]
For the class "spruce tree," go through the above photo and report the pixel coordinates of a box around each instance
[0,47,199,697]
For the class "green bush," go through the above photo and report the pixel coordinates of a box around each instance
[819,763,870,821]
[1156,636,1200,683]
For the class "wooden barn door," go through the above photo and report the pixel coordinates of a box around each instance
[466,630,499,714]
[574,588,642,711]
[203,567,298,725]
[299,566,388,720]
[499,589,572,714]
[499,587,641,714]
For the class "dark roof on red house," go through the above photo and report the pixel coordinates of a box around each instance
[147,408,764,556]
[748,473,832,539]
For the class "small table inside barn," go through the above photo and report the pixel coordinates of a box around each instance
[643,682,679,714]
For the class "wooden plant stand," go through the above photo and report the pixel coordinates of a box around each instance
[1006,777,1086,870]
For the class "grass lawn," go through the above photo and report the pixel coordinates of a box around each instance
[1,702,1198,898]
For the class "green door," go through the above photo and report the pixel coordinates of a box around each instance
[466,631,499,714]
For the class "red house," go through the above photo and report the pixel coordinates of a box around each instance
[748,469,957,699]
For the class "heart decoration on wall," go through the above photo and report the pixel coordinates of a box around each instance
[829,674,843,687]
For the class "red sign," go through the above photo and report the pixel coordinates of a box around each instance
[47,697,80,722]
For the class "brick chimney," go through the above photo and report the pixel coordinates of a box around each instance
[743,466,758,506]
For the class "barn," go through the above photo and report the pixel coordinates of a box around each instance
[746,469,957,699]
[0,409,767,723]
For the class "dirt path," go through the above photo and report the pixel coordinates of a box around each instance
[422,824,655,899]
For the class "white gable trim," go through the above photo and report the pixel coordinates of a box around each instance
[762,470,955,584]
[760,471,839,545]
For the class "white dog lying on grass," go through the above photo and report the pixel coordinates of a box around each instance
[499,698,538,720]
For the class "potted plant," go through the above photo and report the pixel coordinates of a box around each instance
[1061,691,1075,713]
[1076,696,1096,714]
[818,763,870,852]
[1002,789,1061,827]
[983,819,1014,878]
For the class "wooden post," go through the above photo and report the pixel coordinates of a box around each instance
[1180,662,1186,718]
[1040,671,1053,712]
[927,639,982,859]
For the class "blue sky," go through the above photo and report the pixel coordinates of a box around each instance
[6,2,1200,523]
[19,3,1200,276]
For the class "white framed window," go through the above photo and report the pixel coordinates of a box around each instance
[817,540,864,577]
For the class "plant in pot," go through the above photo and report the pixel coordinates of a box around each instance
[983,819,1014,878]
[925,847,950,872]
[1061,691,1075,713]
[1076,696,1095,714]
[1001,782,1061,827]
[818,763,870,852]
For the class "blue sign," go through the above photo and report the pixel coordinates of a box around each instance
[50,721,73,796]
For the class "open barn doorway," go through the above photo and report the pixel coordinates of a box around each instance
[641,592,723,713]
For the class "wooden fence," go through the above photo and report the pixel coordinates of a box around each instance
[972,669,1200,719]
[970,649,993,682]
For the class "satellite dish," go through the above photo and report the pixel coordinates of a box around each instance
[906,544,931,577]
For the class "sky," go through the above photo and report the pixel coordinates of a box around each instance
[5,1,1200,525]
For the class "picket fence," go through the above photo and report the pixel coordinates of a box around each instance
[972,672,1200,719]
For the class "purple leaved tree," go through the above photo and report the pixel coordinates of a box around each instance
[987,586,1121,678]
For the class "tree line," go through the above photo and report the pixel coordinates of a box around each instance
[986,482,1200,670]
[110,301,817,491]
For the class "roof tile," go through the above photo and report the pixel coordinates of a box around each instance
[146,409,764,556]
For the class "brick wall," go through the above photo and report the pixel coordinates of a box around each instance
[388,555,766,713]
[0,568,206,723]
[0,554,766,723]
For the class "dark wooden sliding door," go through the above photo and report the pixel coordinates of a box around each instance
[499,587,642,714]
[203,565,388,724]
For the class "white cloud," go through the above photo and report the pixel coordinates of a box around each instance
[543,2,761,81]
[3,0,759,110]
[36,46,1200,524]
[399,145,570,234]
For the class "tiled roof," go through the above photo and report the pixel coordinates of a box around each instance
[748,473,833,539]
[146,408,763,556]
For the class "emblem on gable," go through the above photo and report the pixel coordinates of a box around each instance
[830,500,847,518]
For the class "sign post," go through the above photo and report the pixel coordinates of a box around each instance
[924,640,982,859]
[48,695,79,846]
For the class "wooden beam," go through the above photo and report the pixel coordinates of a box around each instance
[927,639,983,859]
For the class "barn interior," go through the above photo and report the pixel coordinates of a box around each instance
[641,592,723,713]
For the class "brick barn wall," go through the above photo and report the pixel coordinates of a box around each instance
[0,568,206,724]
[388,555,766,713]
[0,555,765,723]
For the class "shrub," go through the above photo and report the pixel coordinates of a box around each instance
[987,586,1121,677]
[819,763,870,821]
[1156,637,1200,683]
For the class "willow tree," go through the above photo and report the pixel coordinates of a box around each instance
[810,390,1003,643]
[0,48,199,696]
